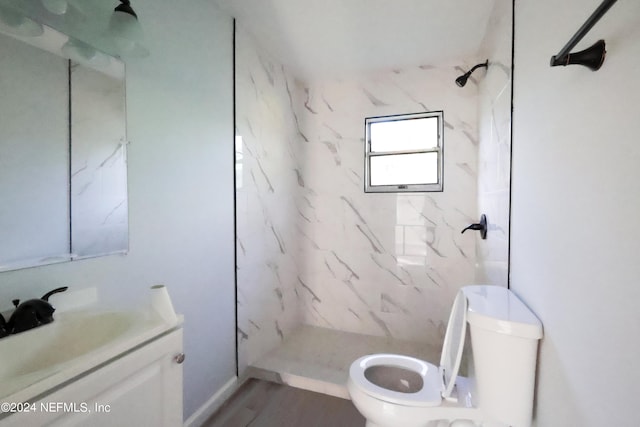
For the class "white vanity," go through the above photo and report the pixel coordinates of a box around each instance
[0,305,184,426]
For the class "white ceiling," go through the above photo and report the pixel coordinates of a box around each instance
[213,0,497,79]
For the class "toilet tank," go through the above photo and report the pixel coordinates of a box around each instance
[462,286,543,427]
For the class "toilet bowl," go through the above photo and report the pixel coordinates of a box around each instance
[347,285,543,427]
[348,291,480,427]
[348,352,481,427]
[349,354,441,407]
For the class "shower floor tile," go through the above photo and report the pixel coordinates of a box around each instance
[247,325,440,399]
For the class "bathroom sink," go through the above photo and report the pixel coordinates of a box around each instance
[0,308,179,404]
[1,311,138,377]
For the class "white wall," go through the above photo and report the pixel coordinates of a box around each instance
[0,0,235,420]
[511,0,640,425]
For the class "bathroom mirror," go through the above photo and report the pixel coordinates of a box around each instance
[0,19,128,272]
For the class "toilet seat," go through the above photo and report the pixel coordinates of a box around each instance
[348,353,442,407]
[348,292,469,408]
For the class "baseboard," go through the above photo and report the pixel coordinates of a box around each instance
[183,376,240,427]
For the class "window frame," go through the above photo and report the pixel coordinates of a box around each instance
[364,111,444,193]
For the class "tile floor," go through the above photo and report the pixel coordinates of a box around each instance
[203,379,365,427]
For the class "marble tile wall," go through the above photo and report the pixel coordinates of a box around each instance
[235,27,302,372]
[235,16,512,369]
[294,67,478,344]
[476,0,512,287]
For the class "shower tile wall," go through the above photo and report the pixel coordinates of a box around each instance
[295,68,478,344]
[236,29,481,370]
[476,0,512,287]
[235,27,302,372]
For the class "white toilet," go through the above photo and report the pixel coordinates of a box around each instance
[347,285,543,427]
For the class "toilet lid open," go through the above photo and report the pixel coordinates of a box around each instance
[439,290,468,399]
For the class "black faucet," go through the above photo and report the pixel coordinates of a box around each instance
[5,286,68,335]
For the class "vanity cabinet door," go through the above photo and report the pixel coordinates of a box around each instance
[1,329,183,427]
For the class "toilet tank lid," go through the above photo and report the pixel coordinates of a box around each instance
[462,285,543,339]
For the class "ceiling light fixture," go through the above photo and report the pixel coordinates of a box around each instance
[0,4,44,37]
[108,0,148,58]
[41,0,68,16]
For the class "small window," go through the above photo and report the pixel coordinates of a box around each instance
[364,111,444,193]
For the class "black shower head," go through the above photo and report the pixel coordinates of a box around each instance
[455,60,489,87]
[455,74,470,87]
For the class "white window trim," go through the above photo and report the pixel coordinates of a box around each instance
[364,111,444,193]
